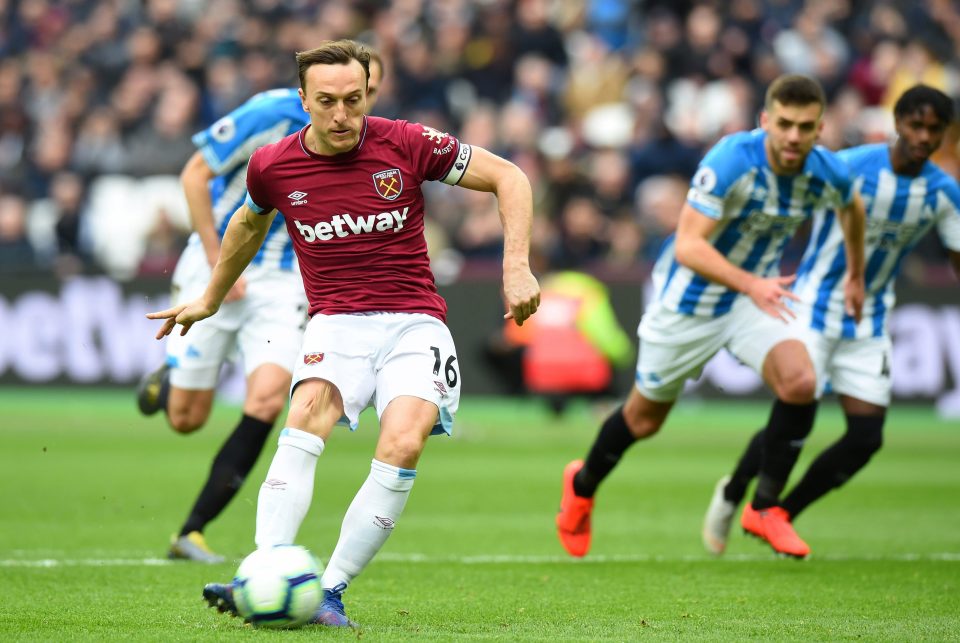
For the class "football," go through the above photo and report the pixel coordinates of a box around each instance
[232,545,324,629]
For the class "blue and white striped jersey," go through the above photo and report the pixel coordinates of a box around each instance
[653,129,854,318]
[190,88,309,273]
[794,143,960,339]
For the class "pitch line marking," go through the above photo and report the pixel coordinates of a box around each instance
[2,552,960,567]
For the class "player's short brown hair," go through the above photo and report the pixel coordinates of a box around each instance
[764,74,826,114]
[296,39,370,91]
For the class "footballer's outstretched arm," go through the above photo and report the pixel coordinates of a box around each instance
[205,204,276,304]
[148,204,276,338]
[456,145,540,325]
[674,202,800,321]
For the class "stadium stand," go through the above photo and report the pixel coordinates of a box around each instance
[0,0,957,283]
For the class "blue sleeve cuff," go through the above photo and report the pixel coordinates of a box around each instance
[688,199,722,220]
[244,194,267,214]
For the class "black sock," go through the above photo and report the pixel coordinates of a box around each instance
[573,406,635,498]
[782,414,884,519]
[179,414,274,536]
[724,428,764,504]
[753,399,818,510]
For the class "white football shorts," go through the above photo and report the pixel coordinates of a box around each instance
[635,295,808,402]
[291,312,460,435]
[800,329,893,407]
[166,241,307,389]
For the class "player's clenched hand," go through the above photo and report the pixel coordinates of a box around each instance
[745,274,800,322]
[502,266,541,326]
[842,271,864,323]
[146,298,220,339]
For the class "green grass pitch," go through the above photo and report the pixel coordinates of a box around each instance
[1,388,958,640]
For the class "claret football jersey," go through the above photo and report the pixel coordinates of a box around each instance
[245,116,473,321]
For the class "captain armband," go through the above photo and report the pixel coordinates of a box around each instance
[441,143,472,185]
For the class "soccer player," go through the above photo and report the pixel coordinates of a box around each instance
[147,40,540,626]
[555,74,866,560]
[703,84,960,556]
[137,48,384,563]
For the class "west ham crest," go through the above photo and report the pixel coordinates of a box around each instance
[303,352,324,365]
[373,168,403,201]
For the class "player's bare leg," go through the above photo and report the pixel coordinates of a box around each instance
[166,387,216,434]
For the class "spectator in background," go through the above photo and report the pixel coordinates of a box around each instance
[563,33,630,121]
[847,39,901,106]
[773,5,850,94]
[394,38,449,116]
[511,0,569,69]
[123,69,200,177]
[587,148,633,217]
[452,188,507,259]
[512,54,565,126]
[0,193,38,273]
[586,0,639,52]
[463,4,516,103]
[881,39,958,110]
[202,57,250,122]
[674,3,727,81]
[138,205,190,276]
[71,107,126,178]
[27,171,92,277]
[634,174,687,260]
[629,118,702,185]
[0,105,30,188]
[604,214,644,269]
[1,0,958,279]
[549,195,609,270]
[22,51,64,127]
[27,123,72,198]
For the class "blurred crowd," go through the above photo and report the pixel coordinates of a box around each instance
[2,0,960,282]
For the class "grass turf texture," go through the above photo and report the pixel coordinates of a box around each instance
[1,388,957,641]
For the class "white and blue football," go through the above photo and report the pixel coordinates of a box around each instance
[232,545,323,629]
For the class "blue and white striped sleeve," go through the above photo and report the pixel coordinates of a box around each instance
[686,134,750,220]
[936,182,960,251]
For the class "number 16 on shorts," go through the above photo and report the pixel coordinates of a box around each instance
[430,346,459,390]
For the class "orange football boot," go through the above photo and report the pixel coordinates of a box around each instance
[741,504,810,559]
[556,460,594,557]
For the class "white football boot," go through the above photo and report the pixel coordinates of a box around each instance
[702,475,736,555]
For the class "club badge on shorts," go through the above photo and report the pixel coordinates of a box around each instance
[373,168,403,200]
[303,352,324,365]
